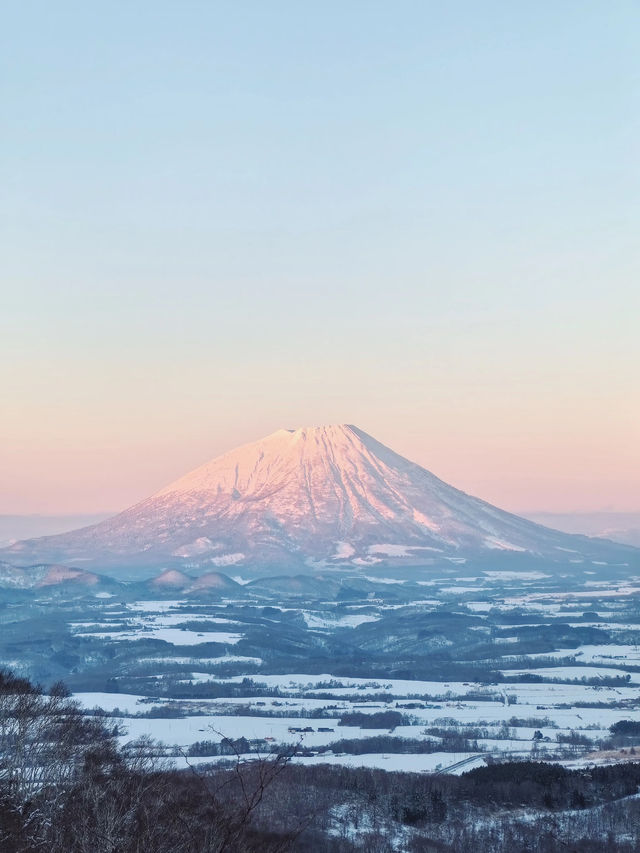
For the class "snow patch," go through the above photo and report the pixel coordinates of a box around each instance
[367,543,413,557]
[208,553,245,567]
[333,541,355,559]
[172,537,220,558]
[483,537,527,552]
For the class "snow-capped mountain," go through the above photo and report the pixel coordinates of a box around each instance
[3,425,637,577]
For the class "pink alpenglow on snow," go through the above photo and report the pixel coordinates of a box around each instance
[2,425,637,578]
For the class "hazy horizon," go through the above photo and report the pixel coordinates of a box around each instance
[2,504,639,549]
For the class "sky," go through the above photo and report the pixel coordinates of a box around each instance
[2,1,638,516]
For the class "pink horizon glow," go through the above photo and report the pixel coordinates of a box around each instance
[3,4,637,521]
[2,417,637,516]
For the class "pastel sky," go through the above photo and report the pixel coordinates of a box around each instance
[2,2,638,516]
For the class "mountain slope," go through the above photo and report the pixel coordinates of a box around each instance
[3,425,637,577]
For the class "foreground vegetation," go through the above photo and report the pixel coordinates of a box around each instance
[4,669,640,852]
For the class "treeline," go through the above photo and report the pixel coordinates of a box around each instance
[317,734,479,755]
[338,710,410,729]
[604,719,640,749]
[187,737,285,757]
[610,719,640,737]
[502,673,632,687]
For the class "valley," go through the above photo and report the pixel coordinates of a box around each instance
[3,562,640,779]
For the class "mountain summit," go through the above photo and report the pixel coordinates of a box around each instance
[3,425,637,577]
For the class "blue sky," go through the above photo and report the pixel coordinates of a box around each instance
[2,1,638,513]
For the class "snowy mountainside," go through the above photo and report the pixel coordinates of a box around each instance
[2,425,637,578]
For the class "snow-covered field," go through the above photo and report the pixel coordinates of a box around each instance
[79,628,243,645]
[74,659,640,772]
[70,600,245,645]
[40,569,640,774]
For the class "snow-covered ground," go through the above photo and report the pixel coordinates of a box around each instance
[301,611,380,629]
[70,601,245,645]
[52,565,640,776]
[73,655,640,773]
[78,628,243,645]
